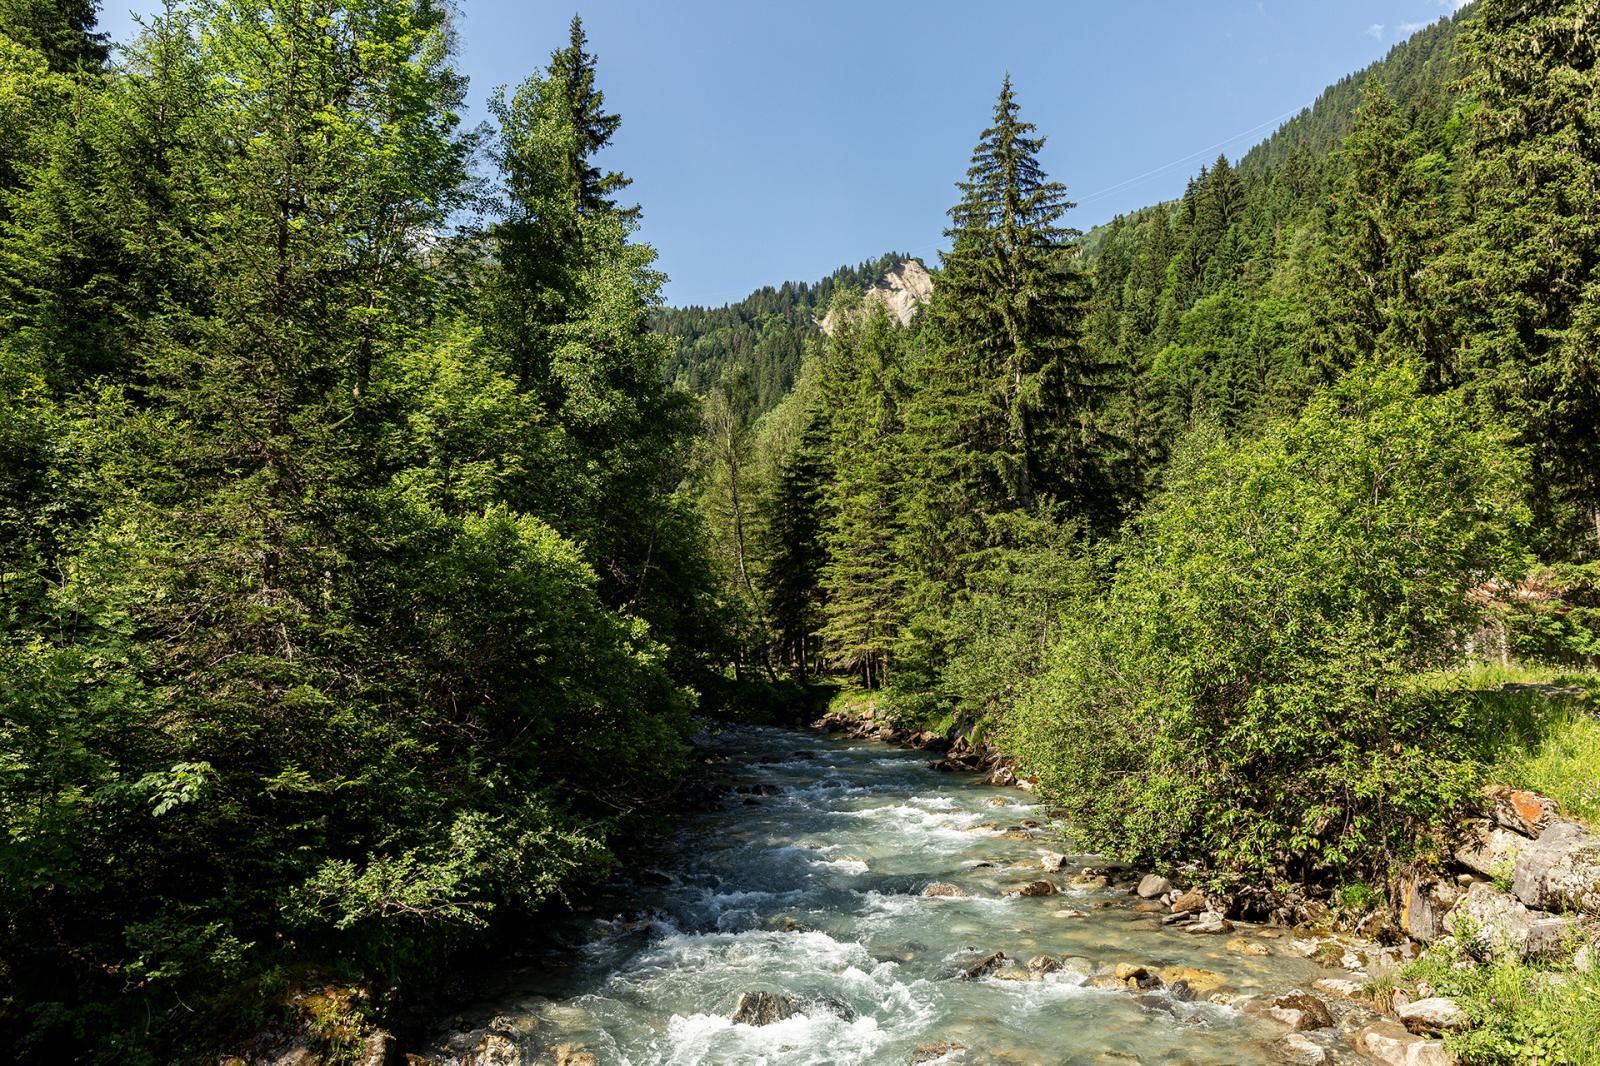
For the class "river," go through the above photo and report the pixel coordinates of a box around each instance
[428,724,1352,1065]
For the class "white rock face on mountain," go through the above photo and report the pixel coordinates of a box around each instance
[820,259,933,335]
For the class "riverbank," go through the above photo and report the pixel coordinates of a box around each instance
[392,724,1447,1066]
[816,682,1600,1066]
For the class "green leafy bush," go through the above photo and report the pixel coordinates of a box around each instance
[1006,361,1528,882]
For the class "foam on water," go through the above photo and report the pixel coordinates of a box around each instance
[434,724,1349,1065]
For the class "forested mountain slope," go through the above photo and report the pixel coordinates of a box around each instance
[654,253,907,420]
[701,0,1599,903]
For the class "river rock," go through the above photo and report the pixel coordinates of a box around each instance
[1443,880,1528,946]
[1040,851,1069,872]
[992,961,1033,981]
[1171,889,1207,914]
[1226,936,1270,956]
[1113,963,1149,982]
[1185,912,1234,935]
[1010,880,1057,897]
[1400,873,1462,942]
[911,1041,965,1064]
[958,950,1007,980]
[1026,954,1062,975]
[549,1046,598,1066]
[1263,991,1334,1032]
[1070,873,1109,890]
[1154,966,1227,996]
[988,796,1008,807]
[923,883,968,898]
[1486,785,1561,838]
[1351,1021,1453,1066]
[1510,820,1600,914]
[1313,977,1366,1002]
[730,991,797,1026]
[1136,874,1172,899]
[458,1034,521,1066]
[1276,1033,1330,1066]
[1398,997,1468,1036]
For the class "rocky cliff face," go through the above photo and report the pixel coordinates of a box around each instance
[819,258,933,335]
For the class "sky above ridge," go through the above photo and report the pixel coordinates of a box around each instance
[97,0,1472,307]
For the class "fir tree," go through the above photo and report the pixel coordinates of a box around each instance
[907,75,1104,563]
[1447,0,1600,558]
[547,14,633,215]
[0,0,107,72]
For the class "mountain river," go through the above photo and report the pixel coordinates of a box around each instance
[426,724,1356,1065]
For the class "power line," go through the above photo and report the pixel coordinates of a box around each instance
[1074,103,1309,207]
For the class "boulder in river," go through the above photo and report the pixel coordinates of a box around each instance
[1039,851,1068,872]
[1136,874,1172,899]
[553,1047,598,1066]
[923,882,968,898]
[730,991,797,1026]
[911,1041,966,1064]
[1170,888,1207,913]
[1276,1033,1330,1066]
[958,950,1007,980]
[1260,991,1334,1031]
[1009,880,1057,897]
[1184,911,1234,935]
[1026,954,1062,975]
[1153,965,1227,997]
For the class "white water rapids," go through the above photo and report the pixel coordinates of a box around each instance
[431,725,1352,1065]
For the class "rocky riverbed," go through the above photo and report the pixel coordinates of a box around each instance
[408,724,1440,1066]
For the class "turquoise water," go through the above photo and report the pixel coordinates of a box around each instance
[442,725,1347,1065]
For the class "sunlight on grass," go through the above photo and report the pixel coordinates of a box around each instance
[1416,660,1600,826]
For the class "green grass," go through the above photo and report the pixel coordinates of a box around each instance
[1405,941,1600,1066]
[1426,661,1600,827]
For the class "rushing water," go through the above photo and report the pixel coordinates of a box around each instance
[439,725,1350,1065]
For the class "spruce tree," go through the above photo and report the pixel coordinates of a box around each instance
[0,0,107,72]
[1317,79,1443,379]
[904,76,1103,585]
[1446,0,1600,558]
[547,14,633,215]
[817,302,907,687]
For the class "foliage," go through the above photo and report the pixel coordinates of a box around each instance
[1005,361,1529,880]
[0,5,711,1060]
[1405,936,1600,1066]
[654,252,909,420]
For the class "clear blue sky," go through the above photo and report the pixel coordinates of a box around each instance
[96,0,1469,308]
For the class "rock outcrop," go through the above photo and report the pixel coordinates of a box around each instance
[819,259,934,334]
[1402,786,1600,958]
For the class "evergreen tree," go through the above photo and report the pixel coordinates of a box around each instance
[817,301,907,687]
[1446,0,1600,558]
[547,14,632,215]
[901,75,1104,613]
[0,0,107,72]
[1317,78,1445,380]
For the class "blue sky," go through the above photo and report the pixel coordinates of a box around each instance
[96,1,1471,307]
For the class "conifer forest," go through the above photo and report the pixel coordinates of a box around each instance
[2,2,1600,1063]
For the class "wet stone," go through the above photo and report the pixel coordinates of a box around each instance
[729,991,797,1026]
